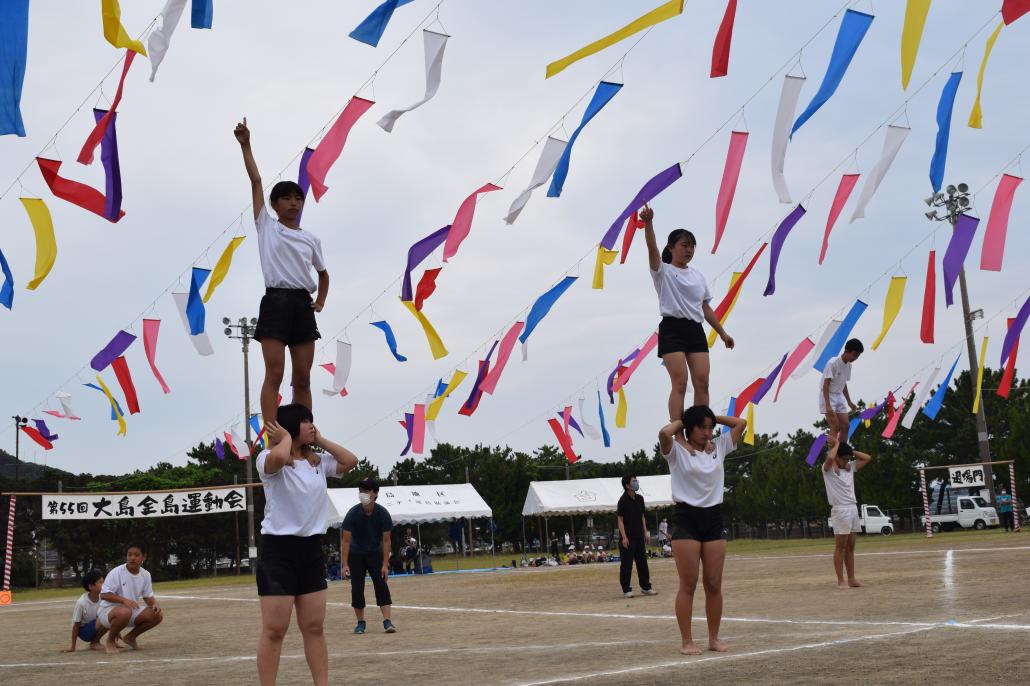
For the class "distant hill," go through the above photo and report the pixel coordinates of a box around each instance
[0,449,73,481]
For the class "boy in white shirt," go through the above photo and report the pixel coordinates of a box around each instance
[820,338,863,445]
[63,569,107,652]
[98,543,163,653]
[822,439,872,589]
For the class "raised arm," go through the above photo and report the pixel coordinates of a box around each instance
[234,117,264,220]
[716,414,747,446]
[313,427,358,474]
[641,205,661,272]
[261,422,294,474]
[658,419,683,456]
[853,449,872,472]
[823,437,839,472]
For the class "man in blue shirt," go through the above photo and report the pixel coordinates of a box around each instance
[341,479,396,633]
[997,487,1014,532]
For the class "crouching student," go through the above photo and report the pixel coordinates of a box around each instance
[63,569,107,652]
[98,544,162,653]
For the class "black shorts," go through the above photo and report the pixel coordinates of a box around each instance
[254,288,321,346]
[657,316,709,356]
[256,534,327,596]
[670,503,724,543]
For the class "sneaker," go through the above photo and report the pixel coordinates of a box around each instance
[383,619,397,633]
[354,621,366,634]
[641,588,658,596]
[623,591,634,598]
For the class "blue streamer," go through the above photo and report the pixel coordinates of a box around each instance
[597,391,611,448]
[370,320,408,362]
[349,0,418,47]
[84,383,125,420]
[0,0,29,136]
[0,245,14,309]
[191,0,213,29]
[929,71,963,193]
[214,437,225,460]
[727,396,737,417]
[791,9,874,137]
[847,417,861,441]
[547,81,623,197]
[519,276,578,345]
[922,355,961,420]
[434,379,449,397]
[186,267,212,335]
[249,414,262,448]
[813,299,868,373]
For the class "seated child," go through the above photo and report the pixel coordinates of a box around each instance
[63,569,107,652]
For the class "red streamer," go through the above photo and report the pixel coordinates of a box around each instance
[998,317,1020,398]
[920,250,936,344]
[547,418,579,463]
[713,242,766,320]
[78,51,136,165]
[37,158,125,222]
[710,0,738,78]
[414,268,443,311]
[20,426,53,450]
[619,211,645,264]
[111,356,140,415]
[732,377,765,417]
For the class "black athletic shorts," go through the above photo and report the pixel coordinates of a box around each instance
[254,288,321,346]
[256,534,327,596]
[657,316,709,356]
[670,502,724,543]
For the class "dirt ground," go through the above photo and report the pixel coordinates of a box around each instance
[2,535,1028,685]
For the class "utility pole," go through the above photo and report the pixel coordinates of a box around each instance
[11,416,27,481]
[224,316,259,572]
[924,183,995,504]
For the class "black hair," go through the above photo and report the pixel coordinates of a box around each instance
[621,474,636,488]
[358,477,380,492]
[277,403,314,439]
[270,180,304,204]
[126,542,146,555]
[837,442,855,458]
[82,569,104,591]
[844,338,865,354]
[681,405,716,433]
[661,229,697,263]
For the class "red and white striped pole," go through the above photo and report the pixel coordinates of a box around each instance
[1010,463,1021,533]
[1,495,15,603]
[920,469,933,539]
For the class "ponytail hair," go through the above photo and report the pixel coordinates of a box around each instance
[663,229,697,263]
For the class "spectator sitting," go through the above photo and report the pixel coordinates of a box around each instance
[566,547,579,565]
[662,543,673,558]
[582,548,594,563]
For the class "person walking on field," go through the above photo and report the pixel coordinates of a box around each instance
[617,474,657,599]
[342,479,397,635]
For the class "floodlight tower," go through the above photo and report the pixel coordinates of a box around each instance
[224,316,258,570]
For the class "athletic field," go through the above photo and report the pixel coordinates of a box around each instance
[2,532,1027,684]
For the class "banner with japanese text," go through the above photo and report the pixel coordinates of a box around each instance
[42,486,246,519]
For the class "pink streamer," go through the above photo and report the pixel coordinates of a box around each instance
[318,363,348,397]
[142,319,171,394]
[562,405,572,438]
[411,403,426,454]
[306,96,375,202]
[713,131,748,254]
[77,51,136,165]
[612,332,659,392]
[479,320,525,395]
[442,182,502,262]
[820,173,859,264]
[980,173,1022,271]
[881,396,908,438]
[774,337,815,401]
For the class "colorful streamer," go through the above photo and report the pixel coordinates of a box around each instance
[442,183,502,262]
[101,0,148,55]
[591,246,619,289]
[414,268,442,311]
[900,0,932,90]
[370,320,407,362]
[191,0,213,28]
[901,365,941,429]
[597,391,611,447]
[600,163,683,249]
[401,225,449,301]
[547,81,623,197]
[619,211,646,264]
[732,377,765,417]
[564,412,584,438]
[968,21,1003,129]
[942,214,980,308]
[148,0,187,81]
[45,392,81,421]
[707,272,741,348]
[871,276,907,350]
[882,395,909,439]
[1002,0,1030,24]
[172,292,214,355]
[203,237,245,303]
[94,373,127,436]
[798,320,840,380]
[922,355,960,420]
[998,317,1020,398]
[850,125,910,222]
[318,364,348,398]
[142,319,171,394]
[820,174,860,264]
[426,370,468,421]
[223,430,242,459]
[751,353,789,405]
[229,424,248,459]
[710,0,738,78]
[349,0,417,47]
[805,434,828,466]
[743,403,755,446]
[763,204,807,296]
[78,52,136,165]
[36,158,125,222]
[577,396,602,441]
[545,0,684,78]
[0,0,29,136]
[1000,295,1030,367]
[93,109,123,221]
[980,174,1022,271]
[186,267,212,335]
[547,418,579,463]
[411,403,426,454]
[399,412,415,456]
[612,333,658,393]
[713,131,748,254]
[973,336,989,415]
[20,426,53,451]
[775,337,815,401]
[505,136,568,224]
[813,299,868,373]
[480,321,525,395]
[0,246,12,309]
[85,383,123,420]
[929,71,963,193]
[306,96,375,202]
[32,419,58,443]
[712,242,766,323]
[323,340,353,396]
[771,75,806,203]
[401,299,448,359]
[19,198,56,291]
[214,437,224,460]
[378,30,449,132]
[459,343,496,417]
[920,250,936,343]
[615,387,628,428]
[519,276,578,357]
[111,356,140,415]
[91,330,137,372]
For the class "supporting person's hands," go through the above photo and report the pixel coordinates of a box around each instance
[233,117,250,146]
[265,421,285,448]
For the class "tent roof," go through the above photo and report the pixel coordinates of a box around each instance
[327,482,492,526]
[521,475,673,515]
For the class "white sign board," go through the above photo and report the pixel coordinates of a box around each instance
[43,487,246,520]
[948,466,987,488]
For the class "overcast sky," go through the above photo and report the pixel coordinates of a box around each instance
[2,1,1028,477]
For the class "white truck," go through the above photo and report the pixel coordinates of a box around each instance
[859,504,894,536]
[922,484,999,532]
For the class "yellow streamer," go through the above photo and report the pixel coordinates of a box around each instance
[743,403,755,446]
[95,373,127,436]
[615,387,627,428]
[203,236,246,303]
[546,0,684,79]
[426,370,469,421]
[20,198,56,291]
[101,0,148,56]
[402,300,448,359]
[968,21,1003,129]
[591,245,619,289]
[972,335,989,414]
[707,271,742,347]
[871,276,907,350]
[900,0,932,90]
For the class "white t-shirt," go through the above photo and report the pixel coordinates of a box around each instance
[650,262,711,322]
[98,564,154,612]
[663,431,735,507]
[822,356,852,394]
[257,449,338,537]
[256,207,326,292]
[823,463,857,507]
[72,592,100,624]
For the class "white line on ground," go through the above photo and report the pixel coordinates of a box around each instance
[728,545,1030,561]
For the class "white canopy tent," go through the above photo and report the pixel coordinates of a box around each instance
[521,475,673,515]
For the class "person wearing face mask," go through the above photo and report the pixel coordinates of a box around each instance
[341,479,396,634]
[659,405,746,656]
[617,474,657,599]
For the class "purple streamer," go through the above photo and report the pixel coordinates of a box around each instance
[607,347,639,403]
[1000,294,1030,367]
[400,412,414,456]
[93,108,122,221]
[942,214,979,307]
[33,419,58,442]
[859,397,888,420]
[563,413,585,437]
[90,329,137,371]
[461,340,499,412]
[296,146,315,223]
[214,437,225,460]
[402,225,450,301]
[751,352,789,405]
[600,163,683,249]
[763,204,807,296]
[805,434,828,466]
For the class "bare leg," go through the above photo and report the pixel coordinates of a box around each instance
[104,607,131,654]
[257,596,293,686]
[354,607,365,622]
[834,412,850,445]
[295,590,329,686]
[833,534,848,588]
[261,339,287,426]
[289,341,316,411]
[663,353,689,422]
[700,540,727,651]
[672,539,702,655]
[123,607,163,648]
[89,625,109,650]
[824,412,838,442]
[381,605,391,620]
[845,533,862,586]
[686,352,711,408]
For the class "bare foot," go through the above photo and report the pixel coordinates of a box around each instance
[89,642,105,651]
[680,641,703,655]
[708,639,728,652]
[121,636,139,650]
[836,581,849,589]
[848,579,864,588]
[104,642,121,654]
